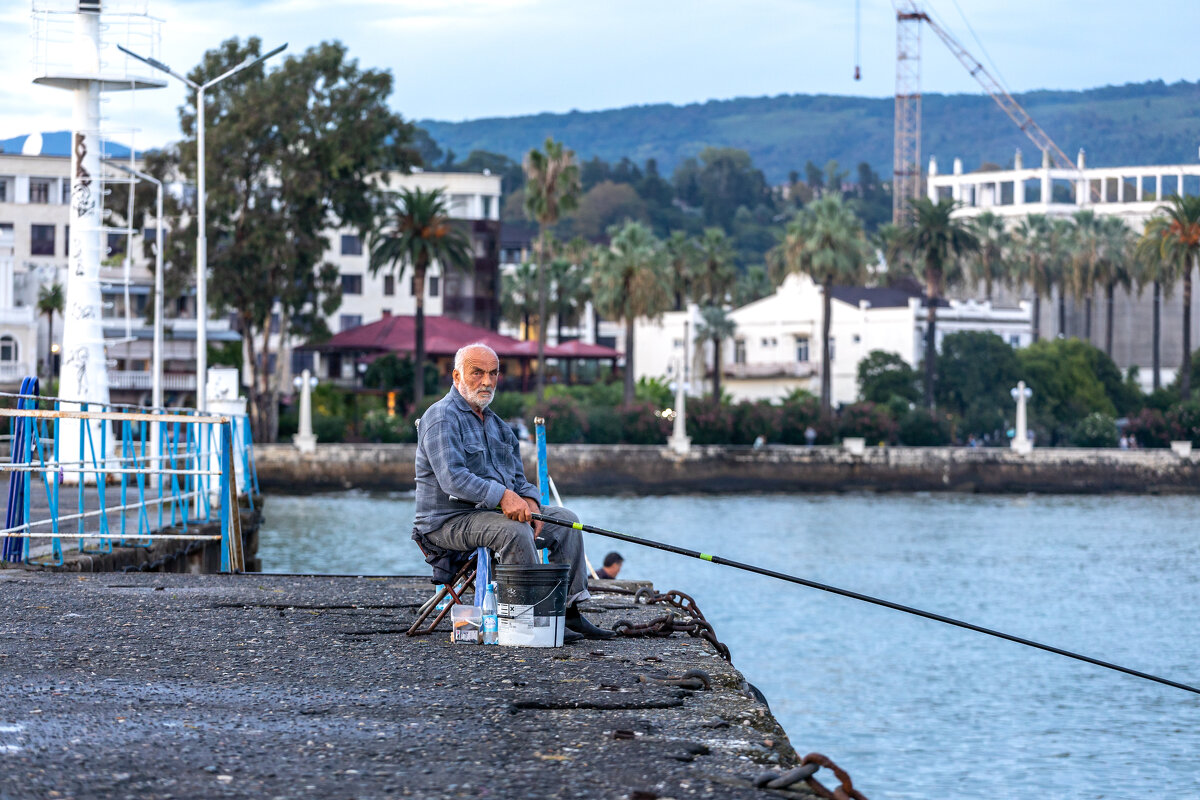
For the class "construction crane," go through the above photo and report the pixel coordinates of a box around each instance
[889,1,1077,223]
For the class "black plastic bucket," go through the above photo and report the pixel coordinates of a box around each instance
[495,563,570,647]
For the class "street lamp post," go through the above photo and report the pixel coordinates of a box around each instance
[107,162,163,410]
[117,42,286,410]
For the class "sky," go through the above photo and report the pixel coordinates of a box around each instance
[2,0,1198,150]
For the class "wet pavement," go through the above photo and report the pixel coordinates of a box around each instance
[0,571,821,800]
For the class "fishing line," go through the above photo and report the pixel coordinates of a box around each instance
[532,512,1200,697]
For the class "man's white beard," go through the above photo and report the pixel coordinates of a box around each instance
[460,382,495,410]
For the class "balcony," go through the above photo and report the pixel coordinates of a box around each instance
[0,362,34,385]
[108,371,197,391]
[722,361,815,379]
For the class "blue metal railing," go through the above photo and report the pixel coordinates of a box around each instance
[0,387,258,572]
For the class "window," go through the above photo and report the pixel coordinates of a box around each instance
[339,314,362,332]
[0,178,11,203]
[29,179,52,204]
[340,273,362,295]
[340,234,362,256]
[828,337,836,361]
[852,334,861,344]
[30,224,55,256]
[1009,334,1021,348]
[795,336,809,363]
[383,275,395,296]
[269,313,280,335]
[0,223,13,249]
[61,180,71,204]
[429,275,440,297]
[291,350,314,375]
[266,354,278,375]
[0,336,17,363]
[481,195,493,219]
[381,308,391,317]
[734,340,747,364]
[64,225,69,255]
[106,233,126,257]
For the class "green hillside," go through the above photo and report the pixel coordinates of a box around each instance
[419,80,1200,183]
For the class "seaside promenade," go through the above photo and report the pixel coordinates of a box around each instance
[0,570,832,800]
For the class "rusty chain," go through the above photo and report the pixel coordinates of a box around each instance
[753,753,868,800]
[612,589,732,662]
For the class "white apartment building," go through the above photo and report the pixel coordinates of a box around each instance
[0,147,62,386]
[927,150,1200,386]
[0,140,235,404]
[635,273,1031,406]
[285,169,503,386]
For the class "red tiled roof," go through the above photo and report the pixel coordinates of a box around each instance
[305,316,620,360]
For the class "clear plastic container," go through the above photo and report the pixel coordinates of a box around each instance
[451,605,482,644]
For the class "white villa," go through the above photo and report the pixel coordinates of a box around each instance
[635,273,1031,406]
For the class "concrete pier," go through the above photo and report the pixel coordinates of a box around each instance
[0,571,828,799]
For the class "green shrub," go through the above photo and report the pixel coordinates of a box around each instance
[686,396,735,444]
[732,400,782,445]
[1125,407,1169,448]
[1167,401,1200,446]
[312,412,347,443]
[1071,412,1118,448]
[635,376,674,408]
[837,402,896,445]
[488,390,531,421]
[898,409,952,445]
[778,390,821,444]
[619,402,671,444]
[584,406,622,444]
[362,409,416,443]
[531,395,587,443]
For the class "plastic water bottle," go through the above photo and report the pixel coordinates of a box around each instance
[434,584,449,611]
[481,582,499,645]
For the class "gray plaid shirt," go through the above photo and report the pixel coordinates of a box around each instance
[413,385,539,537]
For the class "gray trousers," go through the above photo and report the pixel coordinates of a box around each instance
[424,506,590,606]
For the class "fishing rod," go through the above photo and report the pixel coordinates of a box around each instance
[532,512,1200,697]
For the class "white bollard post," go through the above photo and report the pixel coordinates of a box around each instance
[667,358,690,456]
[1011,381,1033,454]
[293,369,317,454]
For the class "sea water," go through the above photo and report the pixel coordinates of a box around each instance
[258,490,1200,799]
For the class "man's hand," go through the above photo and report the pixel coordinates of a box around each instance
[500,489,531,523]
[523,496,543,536]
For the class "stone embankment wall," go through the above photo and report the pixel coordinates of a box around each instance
[255,443,1200,494]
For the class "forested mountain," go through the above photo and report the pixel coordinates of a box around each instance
[420,80,1200,184]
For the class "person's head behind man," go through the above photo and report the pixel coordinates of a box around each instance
[600,551,623,579]
[452,343,500,416]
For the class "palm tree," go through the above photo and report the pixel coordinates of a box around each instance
[897,197,980,409]
[501,260,540,340]
[1012,214,1053,343]
[592,221,672,405]
[1137,194,1200,399]
[1047,218,1074,338]
[780,193,871,412]
[1070,210,1104,342]
[523,138,581,399]
[1093,216,1135,359]
[549,255,589,345]
[695,305,736,400]
[369,187,473,407]
[970,211,1010,301]
[36,282,64,380]
[691,228,736,306]
[665,231,697,311]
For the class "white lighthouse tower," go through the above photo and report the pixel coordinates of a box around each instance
[31,1,163,479]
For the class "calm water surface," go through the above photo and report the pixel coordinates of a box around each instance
[258,492,1200,799]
